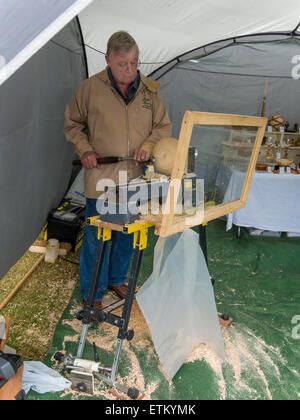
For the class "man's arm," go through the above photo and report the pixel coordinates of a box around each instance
[64,85,100,169]
[64,85,93,157]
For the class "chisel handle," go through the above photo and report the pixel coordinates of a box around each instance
[72,156,155,166]
[72,156,129,166]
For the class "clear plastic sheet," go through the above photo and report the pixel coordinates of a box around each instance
[22,361,71,394]
[137,229,224,379]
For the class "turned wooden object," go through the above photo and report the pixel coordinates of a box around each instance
[152,137,178,175]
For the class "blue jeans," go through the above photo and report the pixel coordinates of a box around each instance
[79,198,134,302]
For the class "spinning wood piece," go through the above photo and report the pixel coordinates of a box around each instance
[152,137,178,175]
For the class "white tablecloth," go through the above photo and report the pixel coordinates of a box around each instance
[223,170,300,233]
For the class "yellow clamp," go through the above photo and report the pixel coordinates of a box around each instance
[86,216,111,241]
[86,215,101,225]
[97,227,112,241]
[133,228,148,251]
[123,222,154,251]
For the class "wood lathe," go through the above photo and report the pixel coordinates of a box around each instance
[93,137,200,225]
[54,134,232,399]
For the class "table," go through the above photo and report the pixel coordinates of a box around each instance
[222,169,300,233]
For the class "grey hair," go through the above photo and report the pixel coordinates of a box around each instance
[106,31,139,57]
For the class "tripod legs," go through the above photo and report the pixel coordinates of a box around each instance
[76,230,143,398]
[77,237,107,358]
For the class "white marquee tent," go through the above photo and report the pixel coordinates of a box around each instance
[1,0,300,84]
[1,0,300,278]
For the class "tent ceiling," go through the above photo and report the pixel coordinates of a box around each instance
[1,0,300,85]
[79,0,300,76]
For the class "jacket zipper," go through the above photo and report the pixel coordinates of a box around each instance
[125,104,130,183]
[110,85,146,184]
[125,88,146,184]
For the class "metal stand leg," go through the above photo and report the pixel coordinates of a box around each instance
[199,224,208,265]
[198,225,233,328]
[118,244,143,340]
[199,224,214,284]
[76,231,144,399]
[110,244,143,376]
[77,324,89,359]
[77,237,107,358]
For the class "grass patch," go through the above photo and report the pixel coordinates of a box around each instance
[0,244,79,360]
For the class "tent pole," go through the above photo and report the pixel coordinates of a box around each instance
[150,31,300,80]
[76,16,89,79]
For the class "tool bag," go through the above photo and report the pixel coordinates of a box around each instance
[0,353,25,400]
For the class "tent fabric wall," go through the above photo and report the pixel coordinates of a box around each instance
[0,20,87,279]
[157,38,300,137]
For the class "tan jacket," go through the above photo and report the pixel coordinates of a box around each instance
[64,69,172,198]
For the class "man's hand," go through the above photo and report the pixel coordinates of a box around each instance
[81,151,101,170]
[133,149,150,166]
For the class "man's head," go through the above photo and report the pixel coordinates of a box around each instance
[105,31,139,86]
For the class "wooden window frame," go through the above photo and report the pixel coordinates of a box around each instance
[155,111,267,237]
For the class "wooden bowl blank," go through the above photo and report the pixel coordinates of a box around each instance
[153,137,178,175]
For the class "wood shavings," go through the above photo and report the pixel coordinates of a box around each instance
[58,297,159,400]
[57,293,289,401]
[238,342,272,400]
[187,325,286,400]
[53,291,291,401]
[187,343,226,400]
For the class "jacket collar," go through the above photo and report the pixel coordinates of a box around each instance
[107,67,140,92]
[95,68,160,93]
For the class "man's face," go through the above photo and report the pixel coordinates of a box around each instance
[106,47,139,86]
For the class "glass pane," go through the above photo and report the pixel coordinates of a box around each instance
[189,125,257,205]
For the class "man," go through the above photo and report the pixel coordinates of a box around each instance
[64,31,172,308]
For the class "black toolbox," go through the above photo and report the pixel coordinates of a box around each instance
[46,199,86,252]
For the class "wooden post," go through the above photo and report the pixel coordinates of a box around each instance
[0,255,44,311]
